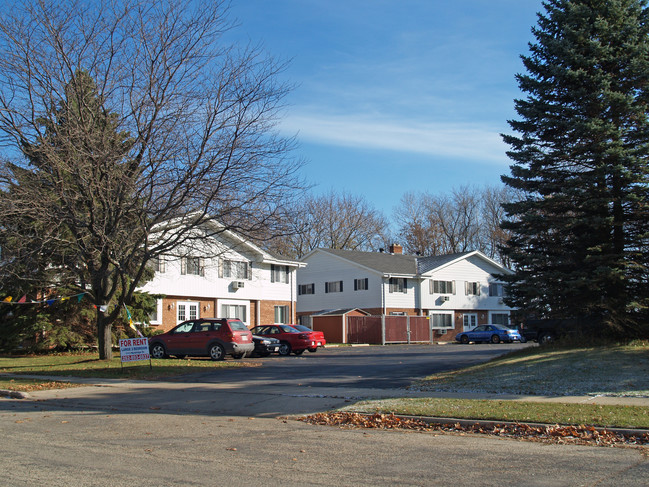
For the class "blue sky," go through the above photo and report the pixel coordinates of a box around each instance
[226,1,542,216]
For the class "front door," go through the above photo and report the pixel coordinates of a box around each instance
[177,301,200,325]
[463,313,478,331]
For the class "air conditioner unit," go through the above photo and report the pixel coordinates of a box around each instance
[233,281,245,289]
[442,296,450,302]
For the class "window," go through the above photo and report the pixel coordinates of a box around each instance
[149,299,163,325]
[325,280,343,293]
[298,283,315,295]
[221,304,247,322]
[271,264,289,283]
[465,281,481,295]
[430,280,455,294]
[389,277,407,293]
[274,305,289,324]
[491,313,510,326]
[223,260,251,280]
[153,256,166,273]
[181,256,204,276]
[354,278,368,291]
[177,302,199,322]
[173,321,194,333]
[489,283,505,297]
[431,313,453,328]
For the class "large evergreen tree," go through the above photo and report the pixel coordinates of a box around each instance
[501,0,649,336]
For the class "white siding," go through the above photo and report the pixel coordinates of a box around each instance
[383,277,416,309]
[296,251,386,312]
[297,249,515,317]
[421,255,511,313]
[140,228,296,305]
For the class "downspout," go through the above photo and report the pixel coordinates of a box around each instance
[290,266,295,324]
[382,275,388,315]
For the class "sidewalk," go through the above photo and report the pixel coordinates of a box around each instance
[3,372,649,410]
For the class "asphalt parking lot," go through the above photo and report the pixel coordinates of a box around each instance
[3,343,649,486]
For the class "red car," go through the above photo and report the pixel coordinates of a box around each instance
[250,325,318,356]
[290,325,326,352]
[149,318,254,360]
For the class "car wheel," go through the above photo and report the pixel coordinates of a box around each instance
[308,348,318,353]
[460,335,469,344]
[520,336,527,343]
[150,343,167,359]
[491,334,501,344]
[278,342,291,356]
[209,343,225,361]
[293,349,305,355]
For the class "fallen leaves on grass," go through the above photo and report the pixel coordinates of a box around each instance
[299,412,649,450]
[4,380,81,392]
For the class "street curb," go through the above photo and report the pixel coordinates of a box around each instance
[0,389,30,399]
[358,412,649,437]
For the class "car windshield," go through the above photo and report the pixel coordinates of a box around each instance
[228,320,249,331]
[279,325,298,332]
[291,325,310,332]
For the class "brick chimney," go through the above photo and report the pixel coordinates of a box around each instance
[389,243,403,254]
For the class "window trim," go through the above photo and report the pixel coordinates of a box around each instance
[430,312,454,329]
[298,283,315,295]
[271,264,289,284]
[325,280,343,293]
[490,312,510,326]
[274,305,289,324]
[354,278,369,291]
[388,277,407,294]
[430,280,455,295]
[181,256,204,276]
[465,281,481,296]
[222,259,252,280]
[489,282,505,297]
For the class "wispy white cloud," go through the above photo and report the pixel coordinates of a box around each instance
[280,113,510,165]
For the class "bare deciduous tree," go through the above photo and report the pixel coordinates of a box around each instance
[393,185,512,262]
[265,190,390,259]
[0,0,304,359]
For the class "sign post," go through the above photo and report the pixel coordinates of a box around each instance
[119,337,151,370]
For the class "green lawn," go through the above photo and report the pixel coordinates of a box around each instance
[342,397,649,429]
[0,351,258,390]
[342,342,649,429]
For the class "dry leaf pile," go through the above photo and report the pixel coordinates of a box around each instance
[299,412,649,450]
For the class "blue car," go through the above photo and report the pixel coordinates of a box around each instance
[455,324,523,344]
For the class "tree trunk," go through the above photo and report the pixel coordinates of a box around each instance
[96,310,113,360]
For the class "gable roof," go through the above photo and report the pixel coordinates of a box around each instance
[303,248,512,276]
[152,215,304,267]
[311,248,418,275]
[311,308,371,316]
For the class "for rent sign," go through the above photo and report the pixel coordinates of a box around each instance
[119,337,150,363]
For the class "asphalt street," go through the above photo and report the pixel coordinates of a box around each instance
[2,344,649,486]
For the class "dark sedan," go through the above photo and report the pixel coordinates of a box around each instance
[252,335,281,357]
